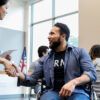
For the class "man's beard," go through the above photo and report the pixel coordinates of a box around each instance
[49,38,61,50]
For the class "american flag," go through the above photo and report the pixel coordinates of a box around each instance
[19,47,27,72]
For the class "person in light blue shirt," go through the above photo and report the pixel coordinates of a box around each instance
[89,44,100,99]
[0,22,97,100]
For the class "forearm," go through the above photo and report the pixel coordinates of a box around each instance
[71,74,90,86]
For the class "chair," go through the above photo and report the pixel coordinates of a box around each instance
[29,79,46,100]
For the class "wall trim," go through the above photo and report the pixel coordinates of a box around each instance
[0,94,26,99]
[0,94,36,99]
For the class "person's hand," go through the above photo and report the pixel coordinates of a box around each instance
[0,57,25,80]
[59,80,76,97]
[5,64,20,77]
[5,64,23,77]
[0,57,18,77]
[5,64,25,80]
[5,66,16,77]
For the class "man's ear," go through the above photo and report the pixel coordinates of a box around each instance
[62,33,66,40]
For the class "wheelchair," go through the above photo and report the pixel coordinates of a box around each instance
[29,79,46,100]
[85,82,98,100]
[29,81,96,100]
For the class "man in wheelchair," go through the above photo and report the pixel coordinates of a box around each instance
[0,23,97,100]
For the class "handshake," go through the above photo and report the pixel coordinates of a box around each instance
[0,57,19,77]
[0,57,25,80]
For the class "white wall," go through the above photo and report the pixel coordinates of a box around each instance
[0,75,23,95]
[79,0,100,51]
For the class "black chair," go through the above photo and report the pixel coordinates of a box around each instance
[90,85,98,100]
[29,79,46,100]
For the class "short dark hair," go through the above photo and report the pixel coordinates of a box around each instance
[38,46,48,57]
[54,22,70,41]
[89,44,100,60]
[0,0,9,6]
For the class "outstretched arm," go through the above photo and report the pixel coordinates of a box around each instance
[0,57,44,87]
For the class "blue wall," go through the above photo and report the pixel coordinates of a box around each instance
[0,27,24,70]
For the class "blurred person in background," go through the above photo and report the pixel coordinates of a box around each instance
[28,45,49,75]
[89,44,100,99]
[28,45,48,96]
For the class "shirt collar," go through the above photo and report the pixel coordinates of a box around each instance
[49,44,73,56]
[66,44,73,52]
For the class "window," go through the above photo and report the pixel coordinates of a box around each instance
[33,0,52,23]
[30,0,79,61]
[32,21,52,60]
[55,0,78,16]
[55,13,79,46]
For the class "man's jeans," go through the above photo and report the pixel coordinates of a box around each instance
[40,91,90,100]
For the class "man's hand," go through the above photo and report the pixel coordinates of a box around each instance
[59,74,90,97]
[0,57,25,80]
[5,64,19,77]
[5,64,25,80]
[59,80,76,97]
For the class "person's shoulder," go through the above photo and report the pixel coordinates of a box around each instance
[39,51,52,62]
[73,45,87,51]
[69,45,89,57]
[71,45,84,50]
[70,45,83,53]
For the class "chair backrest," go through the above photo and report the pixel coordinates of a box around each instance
[34,79,46,100]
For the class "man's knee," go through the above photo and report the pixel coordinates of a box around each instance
[40,91,61,100]
[67,93,89,100]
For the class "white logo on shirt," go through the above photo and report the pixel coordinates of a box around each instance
[54,59,64,67]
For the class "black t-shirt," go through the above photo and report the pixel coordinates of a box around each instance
[53,50,66,91]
